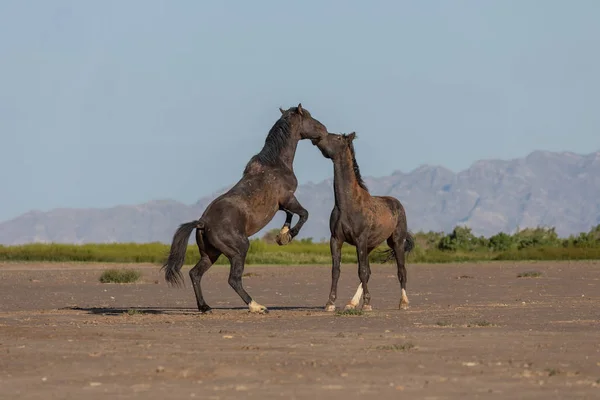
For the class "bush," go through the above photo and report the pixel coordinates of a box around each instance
[513,227,560,249]
[438,226,488,252]
[248,238,268,254]
[567,224,600,248]
[414,231,445,250]
[99,269,141,283]
[488,232,514,252]
[261,228,281,244]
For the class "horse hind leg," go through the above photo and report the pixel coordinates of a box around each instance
[221,236,268,314]
[387,236,409,310]
[189,233,221,313]
[228,254,268,314]
[189,254,219,313]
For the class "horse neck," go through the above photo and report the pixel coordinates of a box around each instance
[332,149,364,209]
[277,136,300,170]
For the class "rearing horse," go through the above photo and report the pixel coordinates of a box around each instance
[314,132,414,312]
[162,104,328,314]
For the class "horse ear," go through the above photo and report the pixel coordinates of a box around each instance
[347,132,356,141]
[279,107,285,115]
[297,103,304,116]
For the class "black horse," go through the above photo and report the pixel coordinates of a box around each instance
[314,132,414,311]
[162,104,328,314]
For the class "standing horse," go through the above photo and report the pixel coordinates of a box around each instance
[314,132,414,312]
[162,104,328,314]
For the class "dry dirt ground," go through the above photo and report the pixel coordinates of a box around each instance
[1,260,599,399]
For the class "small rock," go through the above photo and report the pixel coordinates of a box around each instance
[156,366,165,373]
[89,382,102,387]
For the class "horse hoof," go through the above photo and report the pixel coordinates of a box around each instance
[276,231,292,246]
[399,302,410,310]
[324,304,336,312]
[344,304,356,311]
[362,305,373,312]
[249,300,268,314]
[199,306,212,314]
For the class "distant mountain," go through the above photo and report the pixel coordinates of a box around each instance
[1,150,599,245]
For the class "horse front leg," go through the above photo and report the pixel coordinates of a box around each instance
[357,240,373,311]
[344,282,364,311]
[276,195,309,245]
[325,236,343,311]
[276,210,294,245]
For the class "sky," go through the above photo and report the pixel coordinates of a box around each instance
[1,1,599,222]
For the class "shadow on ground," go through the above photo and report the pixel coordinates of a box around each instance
[63,305,325,316]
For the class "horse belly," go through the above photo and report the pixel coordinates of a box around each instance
[366,215,396,247]
[245,200,279,236]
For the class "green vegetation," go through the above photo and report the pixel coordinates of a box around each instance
[467,320,493,327]
[335,309,364,316]
[375,342,415,351]
[99,268,141,283]
[517,271,542,278]
[1,225,599,265]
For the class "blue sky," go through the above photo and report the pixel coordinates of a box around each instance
[1,1,599,222]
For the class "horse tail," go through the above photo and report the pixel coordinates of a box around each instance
[378,231,415,263]
[161,219,205,287]
[404,232,415,254]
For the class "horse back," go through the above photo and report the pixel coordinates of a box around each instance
[200,165,297,236]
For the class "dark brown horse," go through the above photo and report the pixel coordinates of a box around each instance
[162,104,328,314]
[314,132,414,312]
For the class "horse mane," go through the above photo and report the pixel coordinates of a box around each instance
[245,117,292,171]
[345,135,369,192]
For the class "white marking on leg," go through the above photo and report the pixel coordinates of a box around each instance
[400,288,409,309]
[248,300,268,313]
[324,304,336,312]
[344,283,363,310]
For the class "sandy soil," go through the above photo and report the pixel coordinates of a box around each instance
[1,260,599,399]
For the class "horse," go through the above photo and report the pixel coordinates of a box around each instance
[162,104,329,314]
[313,132,414,312]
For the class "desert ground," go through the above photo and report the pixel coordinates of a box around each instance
[1,260,599,399]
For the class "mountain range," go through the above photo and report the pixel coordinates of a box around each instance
[1,150,599,245]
